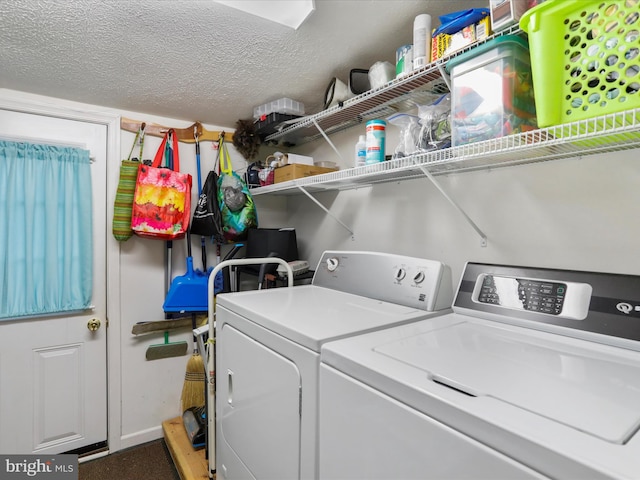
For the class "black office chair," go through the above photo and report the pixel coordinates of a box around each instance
[234,228,299,291]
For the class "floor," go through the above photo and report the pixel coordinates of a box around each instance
[79,439,180,480]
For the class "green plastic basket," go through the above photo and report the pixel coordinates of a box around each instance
[520,0,640,127]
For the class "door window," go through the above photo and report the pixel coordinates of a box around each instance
[0,140,93,319]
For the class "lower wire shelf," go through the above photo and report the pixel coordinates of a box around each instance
[251,108,640,197]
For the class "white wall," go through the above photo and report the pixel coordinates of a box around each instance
[117,121,251,448]
[256,122,640,287]
[117,124,250,446]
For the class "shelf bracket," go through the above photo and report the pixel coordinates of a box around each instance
[297,186,354,237]
[436,63,452,91]
[417,166,487,247]
[312,118,344,161]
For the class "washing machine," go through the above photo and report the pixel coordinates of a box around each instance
[319,262,640,479]
[214,250,454,479]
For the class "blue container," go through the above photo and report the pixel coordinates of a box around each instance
[365,120,386,164]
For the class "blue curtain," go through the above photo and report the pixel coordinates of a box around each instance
[0,140,93,320]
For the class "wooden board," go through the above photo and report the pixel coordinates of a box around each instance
[121,118,234,144]
[162,417,211,480]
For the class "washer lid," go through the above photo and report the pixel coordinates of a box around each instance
[373,318,640,444]
[216,285,443,352]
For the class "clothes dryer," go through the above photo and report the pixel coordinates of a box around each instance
[319,262,640,479]
[214,251,453,479]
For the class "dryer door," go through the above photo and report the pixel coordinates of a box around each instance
[217,323,301,479]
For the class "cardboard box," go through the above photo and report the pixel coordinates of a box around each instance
[274,164,338,183]
[431,16,492,62]
[443,16,492,58]
[431,30,451,63]
[286,153,313,166]
[475,15,492,42]
[444,24,475,57]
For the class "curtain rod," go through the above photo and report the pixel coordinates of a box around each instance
[0,134,95,162]
[0,134,87,150]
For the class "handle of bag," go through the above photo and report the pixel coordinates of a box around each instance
[218,137,233,175]
[166,134,173,170]
[137,125,145,160]
[127,123,145,161]
[151,129,180,171]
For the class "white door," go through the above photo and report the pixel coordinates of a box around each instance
[0,109,108,454]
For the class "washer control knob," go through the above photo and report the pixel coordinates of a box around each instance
[395,268,406,281]
[326,257,339,272]
[414,271,426,284]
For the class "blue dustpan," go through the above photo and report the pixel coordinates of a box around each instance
[163,256,210,313]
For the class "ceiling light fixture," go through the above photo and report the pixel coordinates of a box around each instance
[212,0,315,30]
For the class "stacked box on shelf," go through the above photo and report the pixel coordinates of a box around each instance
[430,16,492,63]
[253,98,305,119]
[443,16,492,58]
[446,35,537,146]
[274,164,338,184]
[254,97,305,140]
[490,0,533,31]
[431,29,450,63]
[255,113,301,140]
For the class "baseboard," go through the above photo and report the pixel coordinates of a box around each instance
[118,425,164,451]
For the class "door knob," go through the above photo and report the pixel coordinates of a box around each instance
[87,318,101,332]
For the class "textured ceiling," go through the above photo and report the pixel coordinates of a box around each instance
[0,0,487,130]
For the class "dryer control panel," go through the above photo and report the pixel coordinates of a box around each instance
[312,251,454,312]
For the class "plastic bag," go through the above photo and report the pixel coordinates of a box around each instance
[417,94,452,152]
[387,113,422,159]
[432,8,490,37]
[368,61,395,89]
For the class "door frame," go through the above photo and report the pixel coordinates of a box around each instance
[0,91,123,453]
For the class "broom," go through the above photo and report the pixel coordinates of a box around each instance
[180,312,206,412]
[180,131,207,413]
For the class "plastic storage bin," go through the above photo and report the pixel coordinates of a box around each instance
[446,35,537,146]
[520,0,640,127]
[253,98,305,120]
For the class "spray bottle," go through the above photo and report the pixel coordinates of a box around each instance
[354,135,366,168]
[413,14,432,70]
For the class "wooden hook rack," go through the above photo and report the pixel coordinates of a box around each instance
[120,117,234,143]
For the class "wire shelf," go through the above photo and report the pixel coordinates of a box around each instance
[252,108,640,197]
[265,26,522,146]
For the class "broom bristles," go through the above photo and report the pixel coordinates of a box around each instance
[181,353,206,412]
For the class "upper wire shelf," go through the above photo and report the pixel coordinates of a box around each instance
[265,26,522,146]
[252,108,640,196]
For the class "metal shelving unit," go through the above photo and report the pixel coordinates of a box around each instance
[254,109,640,245]
[265,26,521,147]
[256,25,640,245]
[265,68,446,147]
